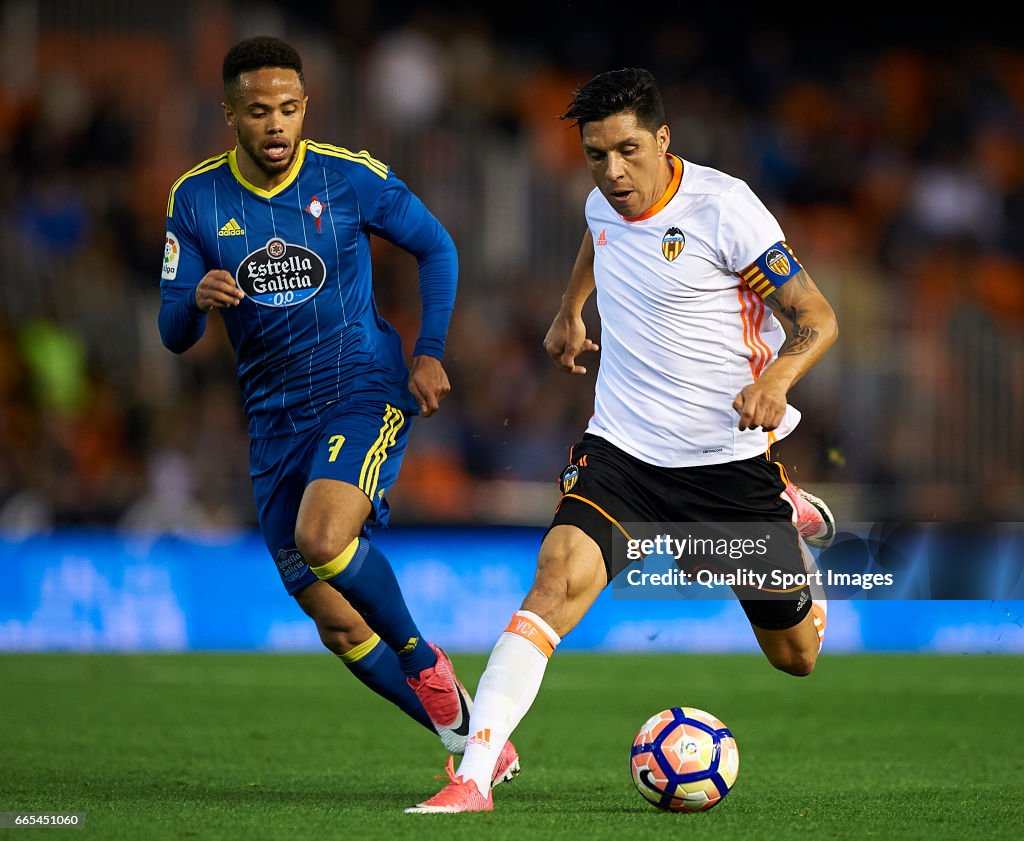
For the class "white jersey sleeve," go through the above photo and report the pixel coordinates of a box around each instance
[716,182,787,275]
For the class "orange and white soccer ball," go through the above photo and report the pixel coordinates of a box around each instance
[630,707,739,812]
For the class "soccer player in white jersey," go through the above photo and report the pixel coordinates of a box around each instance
[409,68,840,813]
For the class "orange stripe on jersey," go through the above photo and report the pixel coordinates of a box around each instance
[749,292,774,377]
[737,287,760,379]
[504,613,556,658]
[750,292,767,376]
[739,288,774,378]
[622,154,684,222]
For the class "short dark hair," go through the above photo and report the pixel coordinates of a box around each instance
[222,36,304,98]
[560,68,666,134]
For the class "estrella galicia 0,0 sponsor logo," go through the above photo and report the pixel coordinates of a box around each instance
[236,238,326,308]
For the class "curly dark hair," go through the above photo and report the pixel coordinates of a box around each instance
[559,68,666,134]
[222,36,304,99]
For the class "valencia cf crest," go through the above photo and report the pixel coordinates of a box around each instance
[560,464,580,494]
[305,195,326,233]
[765,248,791,276]
[662,227,685,262]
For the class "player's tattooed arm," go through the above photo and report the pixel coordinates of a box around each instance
[733,269,838,432]
[764,275,819,358]
[762,270,834,361]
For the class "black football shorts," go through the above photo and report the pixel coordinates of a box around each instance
[548,433,812,631]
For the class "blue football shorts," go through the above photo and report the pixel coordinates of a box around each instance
[250,400,411,595]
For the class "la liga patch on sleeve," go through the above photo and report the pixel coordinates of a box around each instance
[162,232,180,281]
[738,241,802,298]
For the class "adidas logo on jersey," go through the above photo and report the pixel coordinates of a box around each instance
[218,218,245,237]
[595,228,608,246]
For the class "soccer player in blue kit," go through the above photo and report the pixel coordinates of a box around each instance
[158,36,518,784]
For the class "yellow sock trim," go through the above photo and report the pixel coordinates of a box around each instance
[339,633,381,664]
[310,538,360,581]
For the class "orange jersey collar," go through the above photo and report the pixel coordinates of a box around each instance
[622,154,683,222]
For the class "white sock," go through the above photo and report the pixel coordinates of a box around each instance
[456,610,560,794]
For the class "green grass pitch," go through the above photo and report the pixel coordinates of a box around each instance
[1,653,1021,840]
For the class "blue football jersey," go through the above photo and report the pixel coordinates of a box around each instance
[159,140,457,438]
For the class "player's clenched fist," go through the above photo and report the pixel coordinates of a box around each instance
[194,269,244,312]
[733,379,788,432]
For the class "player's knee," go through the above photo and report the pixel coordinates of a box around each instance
[294,526,359,569]
[770,648,817,677]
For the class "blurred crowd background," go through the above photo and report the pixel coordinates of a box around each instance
[0,1,1022,532]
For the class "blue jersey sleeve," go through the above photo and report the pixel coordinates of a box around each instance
[158,190,209,353]
[365,174,458,360]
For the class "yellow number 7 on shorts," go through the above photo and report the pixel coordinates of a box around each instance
[327,434,346,462]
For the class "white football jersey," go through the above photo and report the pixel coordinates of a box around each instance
[585,155,802,467]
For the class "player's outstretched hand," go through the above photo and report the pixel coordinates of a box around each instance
[408,355,451,417]
[195,269,244,312]
[733,379,788,432]
[544,311,599,375]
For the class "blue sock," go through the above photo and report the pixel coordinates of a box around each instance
[311,537,438,678]
[340,634,434,733]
